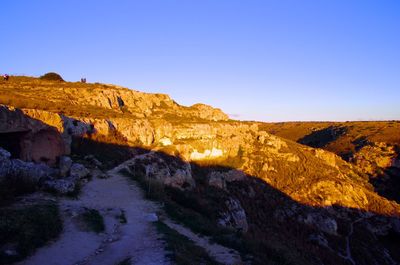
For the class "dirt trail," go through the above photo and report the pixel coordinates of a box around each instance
[19,158,244,265]
[19,166,169,265]
[117,159,244,265]
[163,219,243,265]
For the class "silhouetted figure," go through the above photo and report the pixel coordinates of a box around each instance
[81,78,86,83]
[3,74,9,81]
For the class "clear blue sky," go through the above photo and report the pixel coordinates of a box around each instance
[1,0,399,121]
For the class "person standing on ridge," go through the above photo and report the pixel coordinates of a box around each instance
[3,74,9,81]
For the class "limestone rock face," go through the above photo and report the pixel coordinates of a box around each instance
[187,103,228,121]
[126,152,195,190]
[218,198,248,233]
[0,106,65,165]
[352,142,399,175]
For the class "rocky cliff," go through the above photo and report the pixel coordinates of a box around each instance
[1,75,400,265]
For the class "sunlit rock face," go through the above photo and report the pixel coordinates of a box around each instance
[190,147,224,160]
[123,152,195,190]
[351,142,399,175]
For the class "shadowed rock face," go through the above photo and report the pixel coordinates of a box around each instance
[0,106,65,165]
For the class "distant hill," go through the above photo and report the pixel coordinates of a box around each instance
[259,121,400,202]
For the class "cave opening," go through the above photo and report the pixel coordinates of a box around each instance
[0,131,29,159]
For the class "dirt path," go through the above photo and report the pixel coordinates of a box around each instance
[117,159,244,265]
[162,219,243,265]
[19,166,170,265]
[337,217,366,265]
[19,158,244,265]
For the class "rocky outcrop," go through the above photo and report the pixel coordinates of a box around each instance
[187,103,228,121]
[0,147,58,186]
[125,152,195,190]
[207,170,246,190]
[5,102,399,215]
[59,156,72,177]
[43,177,76,194]
[0,106,65,165]
[70,163,90,180]
[351,142,399,176]
[0,147,89,195]
[218,198,248,233]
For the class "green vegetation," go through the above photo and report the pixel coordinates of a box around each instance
[0,203,62,264]
[80,208,105,233]
[155,221,221,265]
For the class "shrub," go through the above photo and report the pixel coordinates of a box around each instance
[0,174,37,206]
[39,72,64,82]
[80,208,105,233]
[0,203,62,264]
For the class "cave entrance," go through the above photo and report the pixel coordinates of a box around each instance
[0,131,29,159]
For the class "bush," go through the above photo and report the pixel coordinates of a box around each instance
[0,174,37,206]
[0,203,62,264]
[80,208,105,233]
[39,72,64,82]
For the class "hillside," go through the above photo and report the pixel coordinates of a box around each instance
[1,75,400,265]
[259,121,400,202]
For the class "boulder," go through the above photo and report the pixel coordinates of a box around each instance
[302,213,338,235]
[128,152,195,190]
[84,155,103,167]
[90,168,108,179]
[43,177,76,194]
[59,156,72,177]
[145,213,159,222]
[0,147,12,179]
[0,147,11,159]
[70,163,90,179]
[9,159,57,183]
